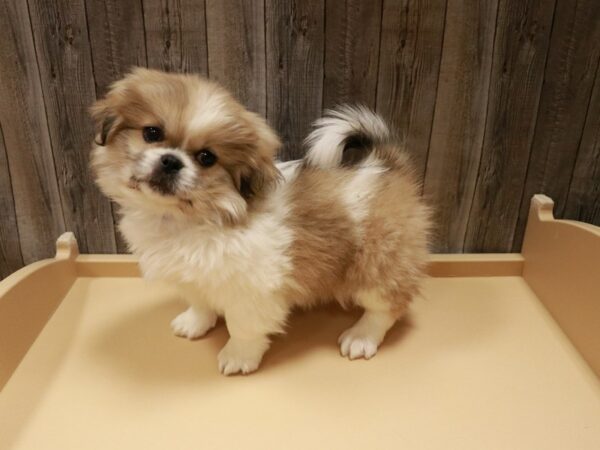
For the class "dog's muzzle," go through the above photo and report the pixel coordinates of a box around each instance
[148,153,183,195]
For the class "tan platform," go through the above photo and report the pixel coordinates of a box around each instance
[1,195,599,450]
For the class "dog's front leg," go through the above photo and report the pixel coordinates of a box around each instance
[218,297,288,376]
[170,284,217,340]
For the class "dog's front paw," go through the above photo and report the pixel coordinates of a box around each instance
[217,338,267,376]
[171,307,217,339]
[338,328,380,360]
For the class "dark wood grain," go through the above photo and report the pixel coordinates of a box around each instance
[463,0,556,252]
[513,0,600,250]
[85,0,148,94]
[27,0,117,253]
[0,123,24,279]
[0,0,65,264]
[422,0,499,252]
[142,0,208,74]
[205,0,266,114]
[565,63,600,226]
[375,0,447,176]
[85,0,148,253]
[2,1,600,267]
[265,0,325,160]
[323,0,383,109]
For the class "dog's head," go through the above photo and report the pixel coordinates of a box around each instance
[90,68,281,225]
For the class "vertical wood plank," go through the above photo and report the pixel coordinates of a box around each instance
[564,63,600,226]
[323,0,383,109]
[85,0,147,94]
[513,0,600,250]
[463,0,556,252]
[142,0,208,74]
[423,0,499,252]
[0,123,24,279]
[0,0,65,264]
[206,0,266,114]
[28,0,117,253]
[265,0,325,160]
[85,0,148,253]
[375,0,447,176]
[2,0,599,259]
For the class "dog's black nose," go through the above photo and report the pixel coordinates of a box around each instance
[160,154,183,174]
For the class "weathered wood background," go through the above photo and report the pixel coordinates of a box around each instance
[0,0,599,278]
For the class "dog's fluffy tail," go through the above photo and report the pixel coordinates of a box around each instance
[304,105,407,169]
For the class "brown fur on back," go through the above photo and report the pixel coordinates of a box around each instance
[346,166,431,314]
[282,157,431,314]
[283,168,358,305]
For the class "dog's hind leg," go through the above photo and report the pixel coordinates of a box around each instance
[338,289,406,360]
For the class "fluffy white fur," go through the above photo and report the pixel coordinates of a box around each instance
[341,156,387,224]
[119,175,296,374]
[304,105,390,169]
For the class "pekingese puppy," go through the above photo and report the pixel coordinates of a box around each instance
[90,68,431,375]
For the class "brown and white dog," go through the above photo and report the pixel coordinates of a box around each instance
[90,68,431,375]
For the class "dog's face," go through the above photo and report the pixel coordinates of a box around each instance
[90,68,281,225]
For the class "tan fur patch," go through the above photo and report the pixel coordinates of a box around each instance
[282,157,431,318]
[282,168,358,306]
[345,163,431,316]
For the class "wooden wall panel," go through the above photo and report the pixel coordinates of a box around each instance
[27,0,117,254]
[423,0,499,252]
[0,0,65,265]
[323,0,383,109]
[513,0,600,250]
[205,0,265,114]
[0,124,23,278]
[0,1,599,277]
[463,0,556,252]
[375,0,447,176]
[565,64,600,226]
[85,0,148,94]
[265,0,325,160]
[85,0,148,253]
[142,0,208,74]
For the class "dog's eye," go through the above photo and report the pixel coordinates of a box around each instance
[142,126,164,143]
[195,149,217,167]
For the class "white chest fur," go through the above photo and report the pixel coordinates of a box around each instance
[119,190,294,307]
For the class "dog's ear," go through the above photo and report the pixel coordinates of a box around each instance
[234,112,282,201]
[234,155,281,201]
[90,98,123,146]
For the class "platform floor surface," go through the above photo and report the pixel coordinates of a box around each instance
[1,276,599,449]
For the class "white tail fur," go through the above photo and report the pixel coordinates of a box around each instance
[303,105,390,169]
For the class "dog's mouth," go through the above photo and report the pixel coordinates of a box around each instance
[127,177,141,191]
[128,176,194,211]
[129,175,177,196]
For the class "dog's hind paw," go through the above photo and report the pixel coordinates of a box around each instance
[338,329,380,360]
